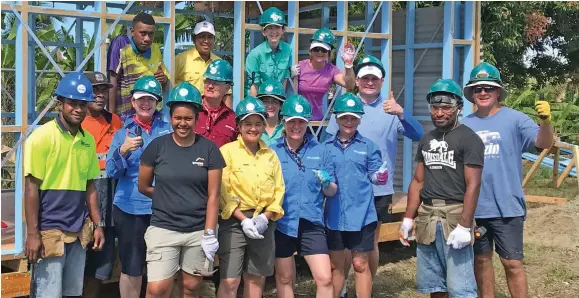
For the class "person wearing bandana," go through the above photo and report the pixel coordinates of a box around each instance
[270,95,337,298]
[195,59,237,148]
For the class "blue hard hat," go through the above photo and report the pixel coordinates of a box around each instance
[55,72,95,102]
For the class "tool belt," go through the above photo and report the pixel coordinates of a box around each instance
[40,218,94,258]
[414,199,475,245]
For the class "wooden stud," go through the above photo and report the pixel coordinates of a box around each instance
[452,39,474,45]
[99,2,107,72]
[1,272,30,297]
[522,147,551,187]
[391,193,408,214]
[556,157,576,188]
[552,146,560,186]
[525,195,567,206]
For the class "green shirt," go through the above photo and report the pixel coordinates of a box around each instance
[245,40,292,95]
[261,123,285,146]
[24,117,100,232]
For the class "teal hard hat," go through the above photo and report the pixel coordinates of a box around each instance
[259,7,286,27]
[281,94,312,122]
[236,96,268,122]
[166,82,202,108]
[203,59,234,85]
[427,79,464,105]
[354,55,386,79]
[311,27,335,50]
[257,79,286,102]
[333,92,364,118]
[463,62,508,102]
[131,75,163,101]
[55,72,94,102]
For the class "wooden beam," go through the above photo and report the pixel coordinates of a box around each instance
[309,120,329,127]
[0,126,22,133]
[378,222,402,242]
[1,272,30,298]
[525,195,567,206]
[391,192,408,214]
[552,146,560,186]
[557,157,576,188]
[522,147,551,187]
[554,141,576,150]
[453,39,474,45]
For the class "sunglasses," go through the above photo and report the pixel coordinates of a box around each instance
[472,86,498,94]
[311,47,329,54]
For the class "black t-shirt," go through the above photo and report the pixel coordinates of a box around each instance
[140,133,226,233]
[415,124,484,202]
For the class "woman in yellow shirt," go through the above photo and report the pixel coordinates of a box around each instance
[216,96,285,298]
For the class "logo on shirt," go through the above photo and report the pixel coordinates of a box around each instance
[353,150,367,155]
[475,130,501,157]
[225,125,236,132]
[422,139,456,169]
[192,157,205,167]
[306,156,320,160]
[80,140,91,148]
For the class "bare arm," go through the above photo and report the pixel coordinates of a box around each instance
[460,165,482,227]
[205,169,222,231]
[108,71,118,114]
[232,208,248,222]
[404,162,425,219]
[334,67,356,91]
[85,180,102,224]
[322,182,337,197]
[250,84,259,97]
[25,175,42,237]
[137,164,155,198]
[535,122,554,149]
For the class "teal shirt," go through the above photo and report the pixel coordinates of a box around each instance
[245,40,292,95]
[261,124,284,146]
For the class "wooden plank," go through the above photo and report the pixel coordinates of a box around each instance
[552,147,560,186]
[391,192,408,214]
[378,222,402,242]
[453,39,474,45]
[522,147,550,187]
[525,195,567,206]
[1,272,30,298]
[554,140,576,151]
[557,157,576,188]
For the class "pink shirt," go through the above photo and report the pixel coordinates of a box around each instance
[297,59,341,120]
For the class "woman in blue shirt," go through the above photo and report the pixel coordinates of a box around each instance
[270,95,337,298]
[322,92,388,298]
[106,76,172,297]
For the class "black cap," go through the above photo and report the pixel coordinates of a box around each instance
[84,71,113,88]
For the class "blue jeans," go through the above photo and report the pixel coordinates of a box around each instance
[416,222,477,298]
[33,239,87,297]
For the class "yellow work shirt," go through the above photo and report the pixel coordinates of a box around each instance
[175,47,232,96]
[219,136,285,221]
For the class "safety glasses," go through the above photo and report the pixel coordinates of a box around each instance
[311,47,329,54]
[429,104,457,114]
[472,86,498,94]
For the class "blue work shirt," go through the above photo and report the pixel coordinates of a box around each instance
[272,135,334,238]
[462,107,539,218]
[326,95,423,196]
[323,132,382,231]
[106,113,172,215]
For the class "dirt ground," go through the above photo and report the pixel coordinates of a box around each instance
[261,195,579,298]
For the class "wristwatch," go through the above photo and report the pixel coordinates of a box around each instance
[93,221,105,229]
[204,229,215,236]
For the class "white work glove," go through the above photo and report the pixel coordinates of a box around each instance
[201,234,219,262]
[340,42,356,68]
[399,217,415,246]
[446,224,471,249]
[290,64,300,78]
[241,218,264,240]
[252,213,269,235]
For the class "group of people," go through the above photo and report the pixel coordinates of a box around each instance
[22,7,554,298]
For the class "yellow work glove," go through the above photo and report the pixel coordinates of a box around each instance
[535,100,551,123]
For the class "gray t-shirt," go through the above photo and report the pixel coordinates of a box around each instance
[140,133,226,233]
[415,125,485,202]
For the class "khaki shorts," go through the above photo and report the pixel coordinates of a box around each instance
[144,226,208,282]
[217,212,276,279]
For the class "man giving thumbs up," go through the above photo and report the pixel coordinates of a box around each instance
[325,55,424,297]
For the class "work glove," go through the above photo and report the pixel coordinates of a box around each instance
[252,213,269,235]
[241,218,264,240]
[201,234,219,262]
[340,42,356,68]
[290,64,300,78]
[376,161,389,185]
[446,224,471,249]
[312,169,331,189]
[399,217,415,246]
[535,100,551,123]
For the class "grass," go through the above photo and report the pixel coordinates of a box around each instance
[522,161,578,201]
